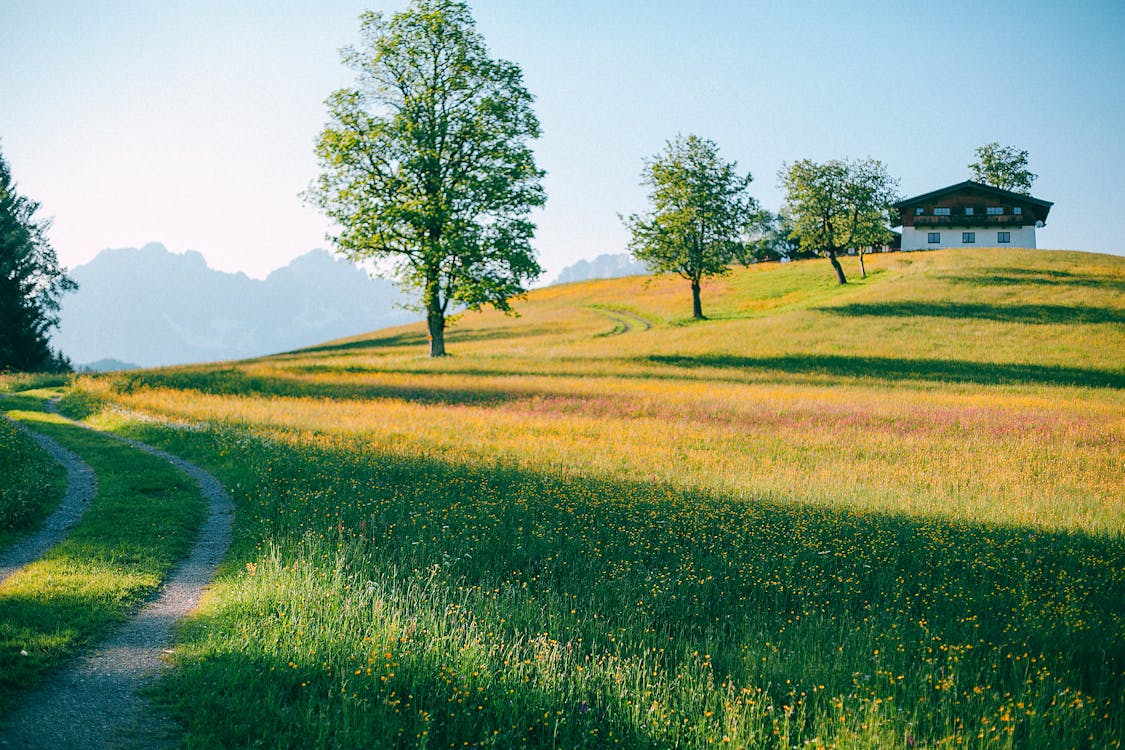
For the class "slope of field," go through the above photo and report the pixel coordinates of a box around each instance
[54,248,1125,747]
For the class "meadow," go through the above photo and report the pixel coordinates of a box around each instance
[6,247,1124,748]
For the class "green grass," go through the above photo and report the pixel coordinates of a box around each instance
[40,248,1125,747]
[0,412,67,551]
[0,392,206,715]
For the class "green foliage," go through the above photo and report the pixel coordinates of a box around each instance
[969,142,1037,194]
[0,145,77,372]
[625,134,758,318]
[779,158,899,284]
[306,0,545,356]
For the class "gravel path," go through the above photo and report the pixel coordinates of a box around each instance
[0,408,234,749]
[0,420,97,585]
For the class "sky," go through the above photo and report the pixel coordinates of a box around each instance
[2,0,1124,284]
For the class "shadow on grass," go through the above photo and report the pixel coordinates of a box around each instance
[155,646,658,749]
[137,423,1125,748]
[820,300,1125,325]
[116,368,569,407]
[944,267,1125,293]
[289,330,429,355]
[0,592,109,714]
[291,324,563,357]
[645,353,1125,389]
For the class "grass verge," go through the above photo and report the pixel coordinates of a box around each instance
[0,412,67,552]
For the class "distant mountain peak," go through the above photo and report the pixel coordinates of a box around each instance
[55,243,413,367]
[553,253,650,285]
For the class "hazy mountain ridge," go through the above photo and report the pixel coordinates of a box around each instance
[55,243,413,367]
[552,253,650,285]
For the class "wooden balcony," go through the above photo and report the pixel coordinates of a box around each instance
[912,213,1027,227]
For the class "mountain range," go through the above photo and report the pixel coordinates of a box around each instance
[551,253,649,285]
[54,243,413,368]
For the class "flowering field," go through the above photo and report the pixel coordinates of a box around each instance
[60,248,1124,747]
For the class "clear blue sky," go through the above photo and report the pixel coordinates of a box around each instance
[2,0,1123,282]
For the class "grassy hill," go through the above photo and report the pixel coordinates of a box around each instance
[20,248,1125,747]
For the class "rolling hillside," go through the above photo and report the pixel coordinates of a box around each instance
[7,247,1125,748]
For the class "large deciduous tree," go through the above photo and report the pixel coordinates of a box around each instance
[0,145,76,372]
[969,142,1037,194]
[779,158,899,285]
[625,135,757,319]
[307,0,545,357]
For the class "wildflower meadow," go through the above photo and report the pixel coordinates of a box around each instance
[6,247,1123,748]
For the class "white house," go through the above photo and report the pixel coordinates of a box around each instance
[893,181,1053,251]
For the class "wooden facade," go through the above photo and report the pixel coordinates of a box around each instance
[894,181,1052,229]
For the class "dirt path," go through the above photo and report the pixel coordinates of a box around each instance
[0,408,234,749]
[0,421,97,585]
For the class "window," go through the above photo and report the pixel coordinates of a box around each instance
[987,206,1003,215]
[962,232,975,243]
[915,207,924,215]
[928,232,941,244]
[998,231,1011,243]
[964,207,974,215]
[1013,207,1022,215]
[934,207,951,216]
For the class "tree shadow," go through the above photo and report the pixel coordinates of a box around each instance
[942,267,1125,293]
[644,353,1125,389]
[287,331,429,355]
[115,368,571,408]
[290,324,564,357]
[819,301,1125,325]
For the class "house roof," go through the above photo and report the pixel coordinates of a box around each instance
[893,180,1053,210]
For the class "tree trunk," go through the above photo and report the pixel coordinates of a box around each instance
[827,248,847,285]
[858,248,867,278]
[427,309,446,357]
[691,277,704,319]
[424,274,446,357]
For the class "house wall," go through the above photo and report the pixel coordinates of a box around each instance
[901,225,1038,251]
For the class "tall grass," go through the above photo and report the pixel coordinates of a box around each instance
[56,248,1125,747]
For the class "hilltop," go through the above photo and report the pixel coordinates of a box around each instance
[293,247,1124,390]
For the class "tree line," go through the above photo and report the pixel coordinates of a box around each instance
[2,0,1041,366]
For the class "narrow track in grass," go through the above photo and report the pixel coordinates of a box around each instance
[589,305,654,336]
[0,420,96,585]
[0,404,234,749]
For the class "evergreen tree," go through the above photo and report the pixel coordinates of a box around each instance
[0,145,76,372]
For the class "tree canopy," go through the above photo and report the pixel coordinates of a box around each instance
[779,158,899,285]
[0,145,76,372]
[625,134,758,319]
[969,142,1037,194]
[306,0,545,357]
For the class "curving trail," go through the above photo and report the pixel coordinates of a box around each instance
[0,406,234,749]
[0,421,97,585]
[590,306,655,336]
